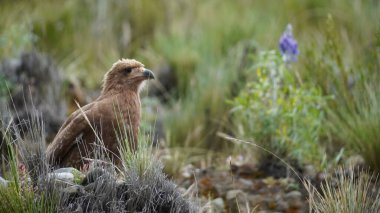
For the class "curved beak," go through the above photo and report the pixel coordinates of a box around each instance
[143,69,155,80]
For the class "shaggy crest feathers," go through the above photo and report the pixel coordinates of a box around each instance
[102,59,145,94]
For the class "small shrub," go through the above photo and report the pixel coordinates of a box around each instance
[230,50,326,166]
[0,23,35,58]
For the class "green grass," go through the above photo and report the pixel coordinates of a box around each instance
[328,82,380,171]
[1,0,380,195]
[0,118,59,213]
[1,1,380,211]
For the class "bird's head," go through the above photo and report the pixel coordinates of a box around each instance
[102,59,155,94]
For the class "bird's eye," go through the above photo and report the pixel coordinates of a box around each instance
[124,67,133,74]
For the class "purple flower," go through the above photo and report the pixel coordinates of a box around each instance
[279,24,299,63]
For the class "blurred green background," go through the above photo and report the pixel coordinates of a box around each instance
[1,0,380,174]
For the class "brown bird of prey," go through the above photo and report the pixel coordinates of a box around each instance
[46,59,155,169]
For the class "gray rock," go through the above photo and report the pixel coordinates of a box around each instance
[303,164,316,179]
[0,51,67,142]
[238,178,253,187]
[247,194,264,209]
[345,155,365,167]
[226,190,248,213]
[48,172,75,182]
[53,167,78,173]
[226,189,244,200]
[81,168,114,186]
[210,197,225,212]
[275,199,289,212]
[284,190,303,208]
[0,176,9,187]
[62,185,86,195]
[51,167,84,183]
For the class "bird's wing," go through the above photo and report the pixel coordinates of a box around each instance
[46,103,95,164]
[55,102,94,134]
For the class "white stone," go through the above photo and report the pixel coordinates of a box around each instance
[48,172,75,182]
[211,197,225,211]
[0,176,9,187]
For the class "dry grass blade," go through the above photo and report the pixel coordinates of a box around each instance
[305,166,380,213]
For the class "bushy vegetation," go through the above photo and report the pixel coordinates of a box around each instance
[230,50,326,167]
[1,0,380,211]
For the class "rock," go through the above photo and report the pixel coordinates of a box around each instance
[53,167,77,173]
[247,194,264,210]
[226,189,244,200]
[62,185,86,195]
[229,155,261,178]
[181,164,195,178]
[0,51,67,142]
[275,197,288,212]
[81,168,114,186]
[84,182,96,192]
[210,197,225,212]
[226,190,248,213]
[199,176,219,197]
[238,178,253,187]
[345,155,365,167]
[316,172,329,182]
[61,184,87,208]
[284,190,303,209]
[303,164,316,179]
[51,167,84,183]
[48,172,75,182]
[226,190,243,198]
[0,176,9,187]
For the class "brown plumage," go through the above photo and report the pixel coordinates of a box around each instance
[46,59,155,169]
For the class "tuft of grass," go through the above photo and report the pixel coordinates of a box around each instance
[301,15,380,171]
[328,82,380,171]
[306,166,380,213]
[118,125,155,178]
[0,110,60,213]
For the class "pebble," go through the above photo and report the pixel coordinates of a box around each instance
[48,172,75,182]
[303,164,316,179]
[248,194,264,209]
[50,167,84,183]
[275,199,289,212]
[181,164,195,178]
[82,168,113,185]
[0,176,9,187]
[238,178,253,187]
[226,189,244,200]
[53,167,78,173]
[210,197,225,212]
[62,185,86,195]
[345,155,365,167]
[226,190,248,212]
[284,190,303,208]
